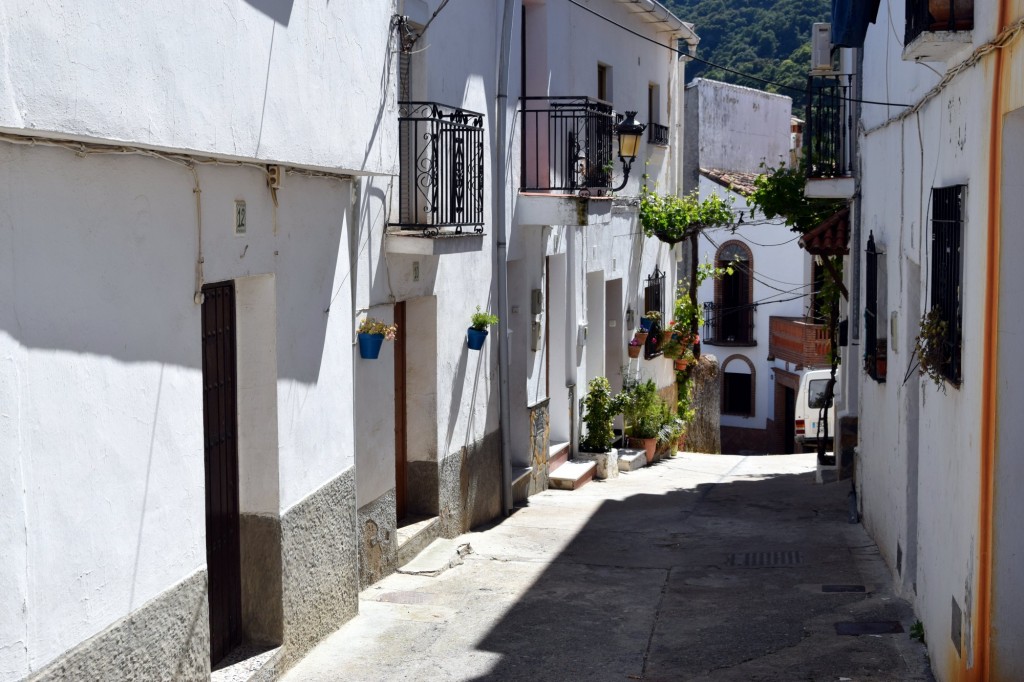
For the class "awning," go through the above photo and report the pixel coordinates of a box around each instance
[800,207,850,255]
[831,0,881,48]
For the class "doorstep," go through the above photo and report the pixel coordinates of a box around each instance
[548,460,596,491]
[617,448,648,472]
[396,515,442,568]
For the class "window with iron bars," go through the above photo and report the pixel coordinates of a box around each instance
[864,232,887,382]
[929,185,964,385]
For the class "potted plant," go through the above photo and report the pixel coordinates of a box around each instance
[628,333,644,358]
[640,310,662,331]
[619,377,664,463]
[576,377,620,479]
[913,306,952,390]
[657,405,686,458]
[468,306,499,350]
[357,317,398,359]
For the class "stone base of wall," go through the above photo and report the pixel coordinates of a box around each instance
[357,489,397,589]
[445,429,503,535]
[240,513,283,645]
[29,570,210,682]
[280,467,359,663]
[527,400,550,496]
[720,425,771,454]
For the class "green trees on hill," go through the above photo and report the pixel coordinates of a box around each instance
[664,0,829,110]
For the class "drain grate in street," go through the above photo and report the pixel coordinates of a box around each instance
[822,584,866,593]
[835,621,904,635]
[727,550,802,567]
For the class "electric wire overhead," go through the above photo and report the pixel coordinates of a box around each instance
[564,0,912,108]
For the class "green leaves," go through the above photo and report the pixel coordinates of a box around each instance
[639,187,735,245]
[748,161,844,234]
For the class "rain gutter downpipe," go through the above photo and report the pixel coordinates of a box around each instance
[495,0,518,515]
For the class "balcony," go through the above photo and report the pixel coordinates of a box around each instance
[647,122,669,146]
[702,303,756,346]
[390,102,485,242]
[520,96,614,194]
[768,317,831,368]
[804,75,855,200]
[904,0,973,62]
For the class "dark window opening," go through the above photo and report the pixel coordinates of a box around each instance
[723,371,754,416]
[865,232,887,382]
[930,185,964,385]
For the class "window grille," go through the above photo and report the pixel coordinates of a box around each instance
[930,185,964,384]
[643,266,665,321]
[865,232,886,382]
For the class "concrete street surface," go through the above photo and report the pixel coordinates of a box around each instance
[283,453,934,681]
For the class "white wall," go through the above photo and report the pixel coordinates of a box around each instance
[0,0,399,175]
[688,79,792,175]
[0,139,355,677]
[856,3,1004,673]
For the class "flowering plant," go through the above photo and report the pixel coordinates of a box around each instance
[357,317,398,341]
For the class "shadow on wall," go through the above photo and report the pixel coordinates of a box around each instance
[242,0,294,25]
[0,144,345,386]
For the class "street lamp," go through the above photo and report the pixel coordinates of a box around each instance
[611,110,646,191]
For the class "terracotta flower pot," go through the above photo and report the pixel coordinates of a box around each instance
[631,437,657,464]
[628,344,642,358]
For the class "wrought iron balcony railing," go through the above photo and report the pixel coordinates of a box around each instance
[906,0,973,46]
[703,302,757,346]
[520,96,614,193]
[805,75,853,179]
[393,101,485,235]
[647,122,669,146]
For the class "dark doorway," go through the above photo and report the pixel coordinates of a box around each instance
[201,282,242,665]
[784,386,796,453]
[395,301,408,521]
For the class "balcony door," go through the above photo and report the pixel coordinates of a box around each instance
[716,241,753,344]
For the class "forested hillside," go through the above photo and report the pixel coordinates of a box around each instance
[663,0,830,111]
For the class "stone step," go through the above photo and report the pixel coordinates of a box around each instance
[511,466,533,504]
[617,448,648,472]
[397,538,472,577]
[396,516,442,568]
[548,460,596,490]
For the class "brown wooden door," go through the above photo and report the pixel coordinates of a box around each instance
[394,302,407,521]
[201,282,242,665]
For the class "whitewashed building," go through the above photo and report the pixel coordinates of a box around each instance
[0,1,397,679]
[684,79,826,454]
[813,0,1024,677]
[509,0,696,491]
[0,0,700,678]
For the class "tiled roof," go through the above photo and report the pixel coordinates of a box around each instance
[799,207,850,255]
[699,168,760,196]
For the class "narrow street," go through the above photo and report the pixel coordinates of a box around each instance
[283,454,933,681]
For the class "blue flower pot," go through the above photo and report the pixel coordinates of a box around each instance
[467,327,488,350]
[640,317,654,331]
[358,332,385,359]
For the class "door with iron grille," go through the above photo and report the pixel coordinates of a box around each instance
[201,282,242,665]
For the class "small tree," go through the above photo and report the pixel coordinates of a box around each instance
[580,377,618,453]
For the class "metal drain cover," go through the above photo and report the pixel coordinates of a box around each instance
[727,550,802,567]
[822,584,866,593]
[835,621,904,635]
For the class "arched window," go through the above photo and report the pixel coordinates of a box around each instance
[712,241,754,345]
[721,355,756,416]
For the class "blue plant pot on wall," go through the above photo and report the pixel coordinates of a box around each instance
[358,333,385,359]
[467,328,488,350]
[640,317,654,331]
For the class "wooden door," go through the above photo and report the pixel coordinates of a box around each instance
[394,302,408,521]
[201,282,242,665]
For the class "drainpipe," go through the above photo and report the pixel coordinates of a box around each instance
[566,226,578,457]
[977,0,1009,673]
[495,0,518,515]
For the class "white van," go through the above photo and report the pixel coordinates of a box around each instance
[795,369,838,452]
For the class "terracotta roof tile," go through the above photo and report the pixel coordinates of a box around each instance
[699,168,760,196]
[799,207,850,255]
